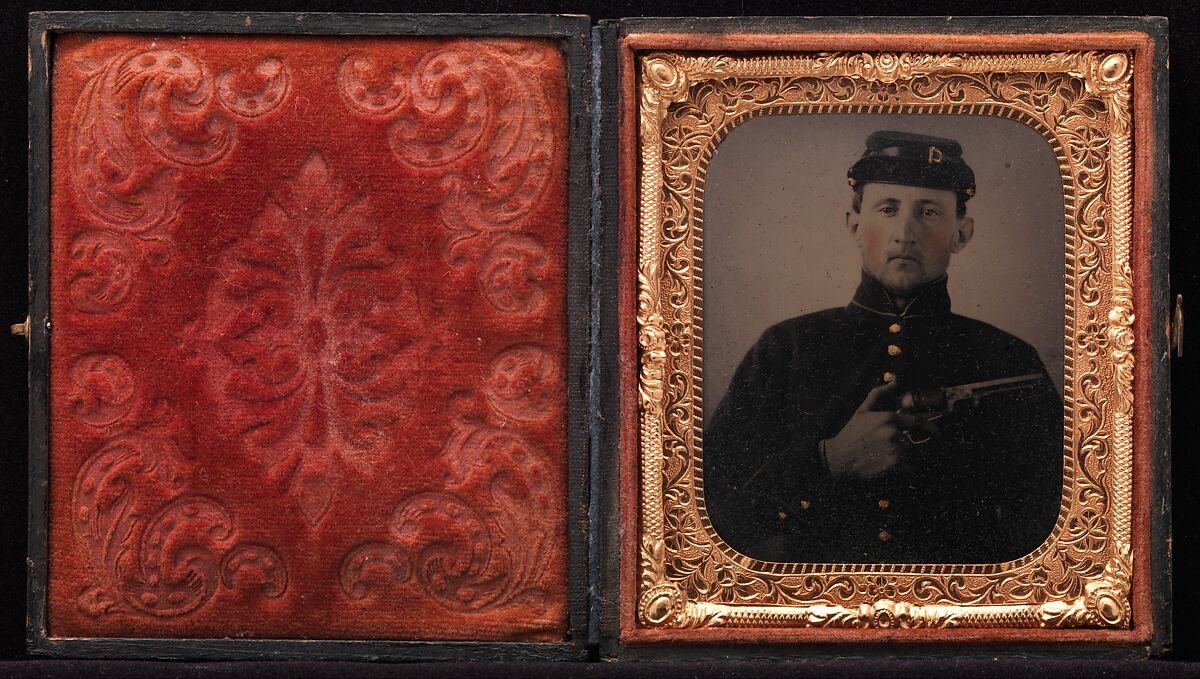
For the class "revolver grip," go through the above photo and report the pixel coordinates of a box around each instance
[900,388,947,413]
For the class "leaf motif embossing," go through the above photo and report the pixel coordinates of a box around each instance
[67,230,136,314]
[68,353,137,427]
[215,57,291,118]
[478,235,550,315]
[338,42,560,315]
[68,47,290,314]
[72,399,289,619]
[484,344,561,423]
[220,544,289,599]
[339,421,552,612]
[189,152,431,527]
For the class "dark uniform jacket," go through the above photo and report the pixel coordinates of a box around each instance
[704,273,1063,564]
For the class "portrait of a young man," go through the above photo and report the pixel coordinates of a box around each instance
[703,126,1065,565]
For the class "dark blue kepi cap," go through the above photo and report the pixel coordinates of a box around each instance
[847,130,976,199]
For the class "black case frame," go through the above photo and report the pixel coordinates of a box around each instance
[26,11,592,661]
[24,10,1173,664]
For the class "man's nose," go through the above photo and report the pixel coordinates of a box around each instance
[892,211,919,244]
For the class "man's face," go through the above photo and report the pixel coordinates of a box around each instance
[847,183,974,296]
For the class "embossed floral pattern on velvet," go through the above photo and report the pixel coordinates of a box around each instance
[69,47,291,314]
[189,152,430,527]
[70,358,288,620]
[340,343,561,611]
[49,34,569,641]
[337,41,556,316]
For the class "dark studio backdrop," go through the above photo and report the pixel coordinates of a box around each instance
[0,1,1196,677]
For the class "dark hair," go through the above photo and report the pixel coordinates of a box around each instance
[851,185,968,217]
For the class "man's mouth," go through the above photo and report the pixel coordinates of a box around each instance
[889,254,920,264]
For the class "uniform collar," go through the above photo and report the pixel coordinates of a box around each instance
[848,271,952,319]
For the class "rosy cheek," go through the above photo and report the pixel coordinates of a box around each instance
[859,228,886,260]
[924,239,949,259]
[920,233,956,271]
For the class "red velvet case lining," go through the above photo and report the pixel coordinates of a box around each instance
[48,33,569,641]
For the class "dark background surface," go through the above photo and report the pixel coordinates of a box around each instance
[1,0,1197,676]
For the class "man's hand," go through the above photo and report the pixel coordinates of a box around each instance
[821,382,936,479]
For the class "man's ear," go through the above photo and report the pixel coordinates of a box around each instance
[845,211,858,236]
[951,215,974,253]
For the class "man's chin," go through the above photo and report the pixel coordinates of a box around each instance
[878,272,925,297]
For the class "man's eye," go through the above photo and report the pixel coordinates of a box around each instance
[878,206,897,216]
[922,208,941,218]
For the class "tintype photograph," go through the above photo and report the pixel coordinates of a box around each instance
[702,117,1065,566]
[629,39,1158,637]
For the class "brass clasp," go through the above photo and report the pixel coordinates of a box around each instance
[10,315,29,341]
[1168,294,1183,358]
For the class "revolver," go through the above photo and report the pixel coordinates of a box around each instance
[897,372,1045,444]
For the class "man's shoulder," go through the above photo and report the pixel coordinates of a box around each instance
[750,308,852,347]
[946,313,1045,364]
[761,307,850,336]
